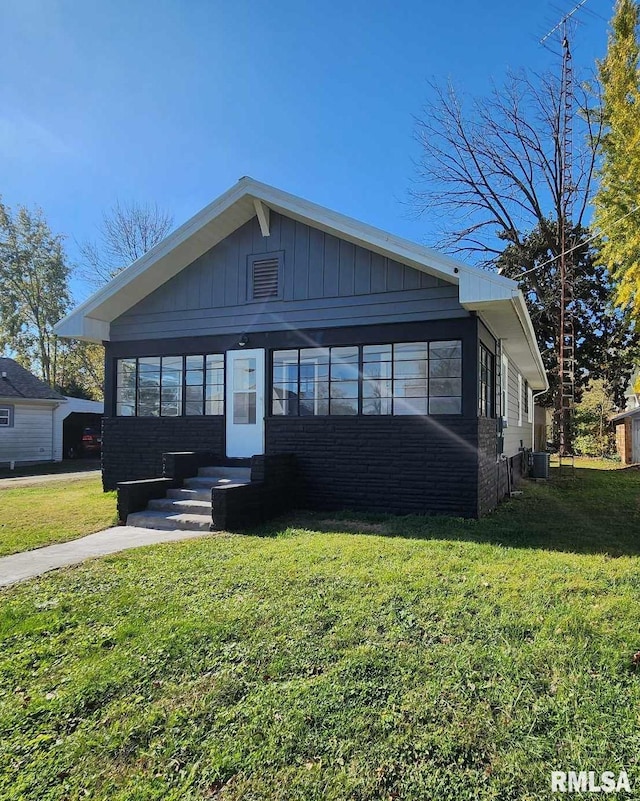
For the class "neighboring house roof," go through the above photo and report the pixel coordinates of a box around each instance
[611,406,640,423]
[54,177,548,390]
[622,367,640,410]
[62,396,104,414]
[0,358,66,401]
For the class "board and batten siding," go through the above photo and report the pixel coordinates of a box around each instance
[110,212,467,341]
[0,402,55,463]
[502,350,533,458]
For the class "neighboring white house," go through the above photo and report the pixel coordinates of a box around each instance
[0,358,103,466]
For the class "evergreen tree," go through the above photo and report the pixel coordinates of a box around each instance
[498,225,639,411]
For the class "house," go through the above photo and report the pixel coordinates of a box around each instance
[55,178,547,520]
[0,358,103,466]
[612,407,640,465]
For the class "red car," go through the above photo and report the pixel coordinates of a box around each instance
[81,426,102,456]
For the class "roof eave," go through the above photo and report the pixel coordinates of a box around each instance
[0,396,65,405]
[54,178,497,342]
[53,179,544,386]
[459,277,548,391]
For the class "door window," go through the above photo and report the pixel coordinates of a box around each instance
[233,358,257,424]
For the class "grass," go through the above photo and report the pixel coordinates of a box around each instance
[0,478,116,557]
[0,467,639,799]
[552,455,624,471]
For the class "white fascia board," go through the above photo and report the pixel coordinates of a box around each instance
[249,180,465,283]
[0,396,64,406]
[457,267,519,305]
[55,314,110,342]
[54,180,255,341]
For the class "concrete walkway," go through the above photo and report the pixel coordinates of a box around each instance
[0,526,210,588]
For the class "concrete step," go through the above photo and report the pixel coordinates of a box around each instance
[126,509,212,532]
[147,497,212,515]
[166,487,213,502]
[183,476,250,490]
[198,466,251,480]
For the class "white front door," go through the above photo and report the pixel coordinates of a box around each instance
[225,348,265,458]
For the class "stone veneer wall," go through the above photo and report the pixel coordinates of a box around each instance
[102,413,525,517]
[265,416,479,518]
[478,417,528,515]
[102,416,224,490]
[101,414,526,518]
[478,417,499,516]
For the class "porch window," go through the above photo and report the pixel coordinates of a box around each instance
[479,345,495,417]
[115,354,224,416]
[272,340,462,417]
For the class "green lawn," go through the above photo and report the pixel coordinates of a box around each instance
[0,467,639,799]
[0,478,116,557]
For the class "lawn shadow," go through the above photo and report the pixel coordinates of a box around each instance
[257,466,640,558]
[0,459,101,480]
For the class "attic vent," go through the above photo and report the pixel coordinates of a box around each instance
[252,256,280,299]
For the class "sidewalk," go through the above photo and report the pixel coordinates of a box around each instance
[0,526,210,588]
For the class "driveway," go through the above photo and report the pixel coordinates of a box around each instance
[0,526,212,588]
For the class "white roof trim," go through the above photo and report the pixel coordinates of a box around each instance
[0,396,65,406]
[55,177,546,387]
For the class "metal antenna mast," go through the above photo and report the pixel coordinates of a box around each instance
[541,0,587,473]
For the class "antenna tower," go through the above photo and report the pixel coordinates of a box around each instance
[541,0,587,474]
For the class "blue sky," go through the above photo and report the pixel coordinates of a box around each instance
[1,0,614,300]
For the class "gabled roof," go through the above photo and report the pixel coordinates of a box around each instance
[0,358,65,401]
[55,178,548,390]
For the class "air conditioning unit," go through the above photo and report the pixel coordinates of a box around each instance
[531,451,549,479]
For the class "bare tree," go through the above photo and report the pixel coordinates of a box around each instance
[411,70,602,266]
[78,200,173,287]
[410,69,640,435]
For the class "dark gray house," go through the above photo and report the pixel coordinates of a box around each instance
[56,178,547,524]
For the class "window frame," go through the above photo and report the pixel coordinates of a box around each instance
[115,355,225,417]
[271,340,463,418]
[478,344,495,418]
[517,373,523,426]
[501,353,509,425]
[247,251,284,302]
[0,405,14,427]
